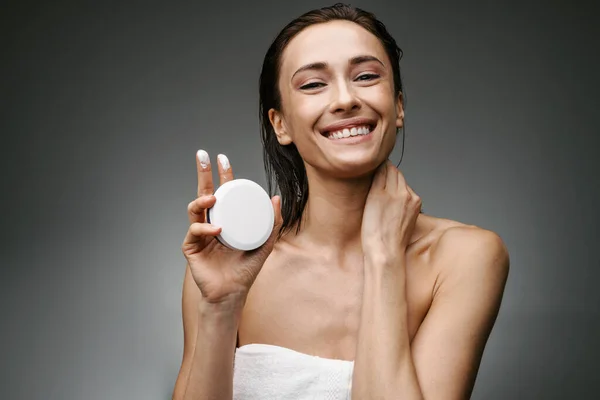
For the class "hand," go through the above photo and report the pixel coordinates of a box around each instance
[181,150,283,304]
[361,161,422,265]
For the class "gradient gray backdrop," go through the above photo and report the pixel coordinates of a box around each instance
[2,0,599,399]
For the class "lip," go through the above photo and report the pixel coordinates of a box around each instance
[319,117,377,136]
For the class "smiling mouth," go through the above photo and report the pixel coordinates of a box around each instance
[321,124,375,140]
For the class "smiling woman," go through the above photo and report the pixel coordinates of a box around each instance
[173,3,509,400]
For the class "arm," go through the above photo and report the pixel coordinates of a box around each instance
[172,263,243,400]
[352,227,509,399]
[173,151,281,400]
[352,248,423,399]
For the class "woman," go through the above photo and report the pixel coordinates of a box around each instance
[173,4,509,400]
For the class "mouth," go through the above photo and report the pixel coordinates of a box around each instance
[320,117,377,141]
[321,124,375,140]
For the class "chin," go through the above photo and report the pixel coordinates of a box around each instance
[326,156,383,179]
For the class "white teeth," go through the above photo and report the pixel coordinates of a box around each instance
[327,125,371,140]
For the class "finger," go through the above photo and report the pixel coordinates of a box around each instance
[217,154,235,186]
[385,160,398,191]
[406,184,422,210]
[371,161,388,190]
[394,166,407,189]
[196,150,215,198]
[258,195,283,251]
[266,196,283,241]
[405,184,422,214]
[272,195,283,228]
[182,222,222,248]
[188,195,217,223]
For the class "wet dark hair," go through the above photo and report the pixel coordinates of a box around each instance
[259,3,405,236]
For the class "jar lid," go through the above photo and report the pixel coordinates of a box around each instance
[207,179,274,251]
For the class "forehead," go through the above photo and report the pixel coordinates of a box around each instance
[280,20,389,74]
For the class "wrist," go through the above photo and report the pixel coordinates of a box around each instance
[199,293,246,322]
[364,248,406,270]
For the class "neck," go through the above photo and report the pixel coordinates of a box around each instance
[295,165,373,251]
[287,165,431,254]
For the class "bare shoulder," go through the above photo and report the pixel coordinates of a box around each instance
[421,215,510,286]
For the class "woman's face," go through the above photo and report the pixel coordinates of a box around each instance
[270,20,404,178]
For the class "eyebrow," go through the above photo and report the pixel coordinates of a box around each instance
[291,55,385,80]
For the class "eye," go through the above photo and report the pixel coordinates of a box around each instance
[355,73,380,81]
[300,81,326,90]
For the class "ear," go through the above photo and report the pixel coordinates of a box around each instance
[268,108,293,145]
[395,92,405,129]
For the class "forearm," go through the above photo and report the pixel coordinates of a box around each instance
[352,253,424,400]
[183,298,242,400]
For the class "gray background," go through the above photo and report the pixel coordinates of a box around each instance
[2,0,599,399]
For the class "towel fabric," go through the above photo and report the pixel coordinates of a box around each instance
[233,343,354,400]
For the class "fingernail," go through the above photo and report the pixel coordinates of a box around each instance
[197,150,209,169]
[217,154,230,171]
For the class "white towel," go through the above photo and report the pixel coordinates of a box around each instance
[233,343,354,400]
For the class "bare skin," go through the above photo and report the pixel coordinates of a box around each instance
[173,156,508,400]
[239,213,464,360]
[173,20,509,400]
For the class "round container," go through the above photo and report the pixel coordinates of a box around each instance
[207,179,274,251]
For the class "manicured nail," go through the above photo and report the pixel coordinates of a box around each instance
[217,154,230,171]
[197,150,210,169]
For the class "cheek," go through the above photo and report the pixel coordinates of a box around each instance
[377,86,396,111]
[286,96,324,138]
[362,87,400,140]
[294,101,319,120]
[362,84,395,110]
[296,90,328,112]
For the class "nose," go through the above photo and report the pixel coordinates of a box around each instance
[328,79,361,114]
